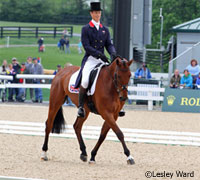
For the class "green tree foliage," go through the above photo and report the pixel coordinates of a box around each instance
[152,0,200,47]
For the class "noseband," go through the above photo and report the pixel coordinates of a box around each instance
[113,66,129,102]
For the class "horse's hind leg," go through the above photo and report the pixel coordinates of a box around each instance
[41,91,65,161]
[73,110,89,162]
[89,122,110,163]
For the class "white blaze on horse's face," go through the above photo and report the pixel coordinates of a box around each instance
[90,11,101,22]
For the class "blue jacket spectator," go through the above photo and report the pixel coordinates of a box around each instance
[135,63,152,79]
[180,69,193,88]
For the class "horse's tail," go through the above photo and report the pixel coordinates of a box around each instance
[51,107,65,134]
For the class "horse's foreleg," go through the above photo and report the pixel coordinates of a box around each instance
[89,122,110,163]
[103,113,135,165]
[73,111,89,162]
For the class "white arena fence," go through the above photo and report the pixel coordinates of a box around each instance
[0,120,200,147]
[0,74,165,110]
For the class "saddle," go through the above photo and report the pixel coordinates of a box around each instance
[68,63,107,114]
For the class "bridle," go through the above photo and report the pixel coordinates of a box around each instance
[112,65,130,102]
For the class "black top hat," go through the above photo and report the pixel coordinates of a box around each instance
[90,2,102,11]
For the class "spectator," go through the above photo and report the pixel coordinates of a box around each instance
[65,38,70,54]
[170,69,181,88]
[62,28,68,38]
[17,63,28,102]
[31,57,43,103]
[186,59,200,79]
[195,72,200,89]
[25,57,34,101]
[134,62,152,79]
[180,69,193,89]
[37,37,44,52]
[0,60,9,101]
[53,64,62,75]
[59,36,65,51]
[78,40,82,54]
[7,64,16,102]
[12,57,21,98]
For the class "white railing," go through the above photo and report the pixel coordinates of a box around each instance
[128,86,165,110]
[0,74,165,110]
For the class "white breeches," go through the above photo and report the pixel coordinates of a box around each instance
[81,56,105,89]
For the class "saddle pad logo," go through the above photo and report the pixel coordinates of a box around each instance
[70,85,79,93]
[102,30,105,34]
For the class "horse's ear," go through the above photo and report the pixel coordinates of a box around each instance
[116,59,120,66]
[127,59,134,66]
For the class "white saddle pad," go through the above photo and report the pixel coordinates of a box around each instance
[68,63,105,96]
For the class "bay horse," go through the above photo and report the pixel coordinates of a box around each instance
[41,57,135,165]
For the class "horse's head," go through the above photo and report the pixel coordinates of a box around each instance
[111,57,133,101]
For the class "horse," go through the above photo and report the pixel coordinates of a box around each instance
[41,57,135,165]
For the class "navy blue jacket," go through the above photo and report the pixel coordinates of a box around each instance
[75,21,116,88]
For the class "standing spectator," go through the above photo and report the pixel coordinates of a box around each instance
[0,60,9,101]
[31,57,43,103]
[134,62,152,79]
[62,28,68,38]
[170,69,181,88]
[12,57,21,98]
[53,64,62,75]
[37,37,44,52]
[25,57,34,101]
[17,63,28,102]
[7,64,16,102]
[180,69,193,89]
[59,36,65,51]
[65,38,70,54]
[78,39,82,54]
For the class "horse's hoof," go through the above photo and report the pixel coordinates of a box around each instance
[89,160,96,164]
[80,154,87,162]
[41,151,48,161]
[41,156,48,161]
[127,155,135,165]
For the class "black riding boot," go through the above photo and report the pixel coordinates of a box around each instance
[77,86,87,118]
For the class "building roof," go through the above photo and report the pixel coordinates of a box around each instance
[172,17,200,32]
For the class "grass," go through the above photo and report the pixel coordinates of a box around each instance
[0,46,84,101]
[0,46,83,69]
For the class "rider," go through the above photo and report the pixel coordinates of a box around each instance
[75,2,122,118]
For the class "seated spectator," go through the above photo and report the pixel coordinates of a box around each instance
[180,69,193,89]
[186,59,200,84]
[170,69,181,88]
[195,72,200,89]
[31,57,44,103]
[134,62,152,79]
[53,64,62,75]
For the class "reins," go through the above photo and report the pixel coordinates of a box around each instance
[108,59,129,102]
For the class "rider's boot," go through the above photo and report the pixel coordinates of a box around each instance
[77,86,87,118]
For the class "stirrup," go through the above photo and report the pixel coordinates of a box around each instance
[118,110,125,117]
[77,107,85,118]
